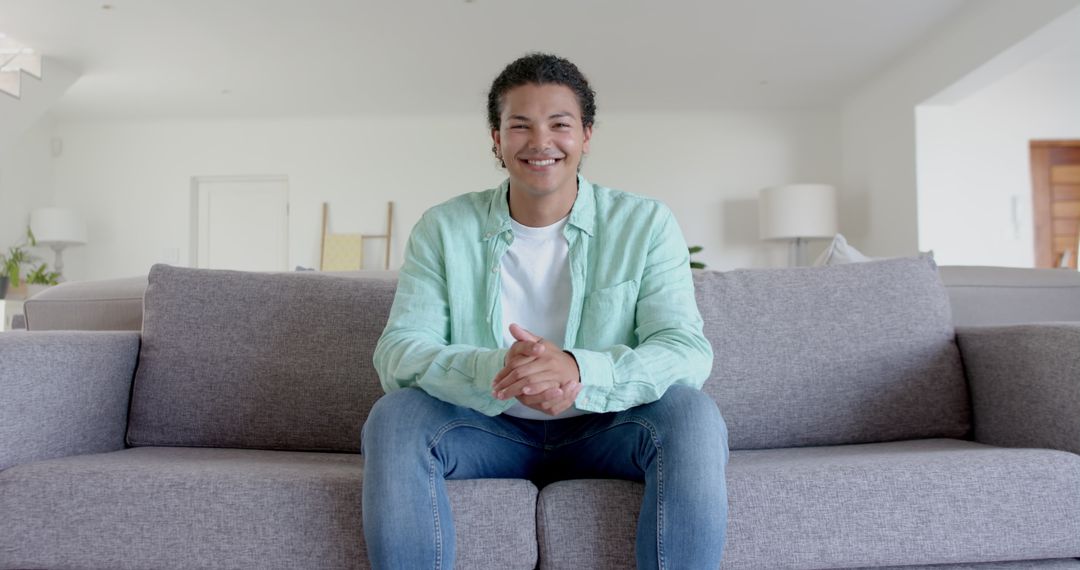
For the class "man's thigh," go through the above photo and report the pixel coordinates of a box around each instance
[363,387,549,481]
[539,385,726,485]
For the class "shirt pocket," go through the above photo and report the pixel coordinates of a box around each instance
[577,279,639,350]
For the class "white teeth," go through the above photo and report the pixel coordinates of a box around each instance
[527,159,557,166]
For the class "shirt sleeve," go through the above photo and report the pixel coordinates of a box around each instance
[566,207,714,413]
[372,213,514,416]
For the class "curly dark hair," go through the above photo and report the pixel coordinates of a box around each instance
[486,53,597,132]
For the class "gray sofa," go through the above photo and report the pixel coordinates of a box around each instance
[2,258,1080,569]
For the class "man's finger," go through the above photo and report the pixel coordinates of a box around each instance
[517,377,562,398]
[518,386,564,406]
[504,340,534,363]
[509,323,541,343]
[493,354,538,387]
[543,383,582,414]
[494,363,553,399]
[493,360,539,393]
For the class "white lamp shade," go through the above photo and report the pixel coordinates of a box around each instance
[30,207,87,245]
[758,184,838,241]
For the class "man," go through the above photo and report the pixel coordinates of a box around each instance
[363,53,728,569]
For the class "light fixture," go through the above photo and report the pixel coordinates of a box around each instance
[29,207,88,280]
[758,184,838,266]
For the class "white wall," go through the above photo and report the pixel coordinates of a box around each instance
[0,114,55,258]
[917,60,1080,266]
[49,109,840,281]
[0,58,78,156]
[841,0,1080,258]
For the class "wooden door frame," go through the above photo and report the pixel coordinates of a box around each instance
[1030,140,1080,268]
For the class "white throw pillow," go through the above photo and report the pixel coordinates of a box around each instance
[813,234,874,266]
[814,234,934,266]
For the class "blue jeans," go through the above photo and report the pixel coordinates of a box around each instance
[361,384,729,569]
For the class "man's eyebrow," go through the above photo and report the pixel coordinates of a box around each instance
[506,112,579,122]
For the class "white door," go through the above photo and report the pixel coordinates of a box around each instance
[192,176,289,271]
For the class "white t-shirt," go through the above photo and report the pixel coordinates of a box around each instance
[500,215,586,420]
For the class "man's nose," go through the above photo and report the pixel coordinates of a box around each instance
[528,126,551,150]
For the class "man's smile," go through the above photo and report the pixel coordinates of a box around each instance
[520,157,564,170]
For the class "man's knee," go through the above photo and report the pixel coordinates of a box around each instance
[362,387,442,453]
[659,384,723,421]
[649,385,728,450]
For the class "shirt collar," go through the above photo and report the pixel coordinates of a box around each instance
[483,174,595,240]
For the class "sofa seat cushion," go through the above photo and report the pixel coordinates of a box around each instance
[0,447,538,570]
[535,439,1080,570]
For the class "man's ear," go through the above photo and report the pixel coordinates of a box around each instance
[582,125,593,154]
[491,129,501,153]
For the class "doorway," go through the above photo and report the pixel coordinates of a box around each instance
[1031,141,1080,269]
[190,176,290,271]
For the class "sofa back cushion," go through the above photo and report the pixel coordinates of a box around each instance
[129,258,969,453]
[126,264,393,452]
[695,256,971,450]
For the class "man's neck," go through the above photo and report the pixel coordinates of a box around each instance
[507,181,578,228]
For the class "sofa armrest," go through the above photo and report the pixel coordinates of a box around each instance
[24,274,147,331]
[0,331,139,471]
[957,324,1080,455]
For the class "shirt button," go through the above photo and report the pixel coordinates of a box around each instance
[582,396,590,405]
[484,232,492,239]
[491,266,498,273]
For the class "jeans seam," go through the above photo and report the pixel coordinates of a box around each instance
[428,419,541,450]
[544,415,648,449]
[628,416,665,569]
[654,425,665,570]
[428,454,442,570]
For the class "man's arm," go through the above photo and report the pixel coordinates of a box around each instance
[372,213,515,417]
[567,207,713,413]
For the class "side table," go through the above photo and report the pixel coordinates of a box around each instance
[1,299,25,331]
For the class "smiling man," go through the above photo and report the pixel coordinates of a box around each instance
[363,53,729,569]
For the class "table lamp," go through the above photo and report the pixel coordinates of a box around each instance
[29,207,87,280]
[758,184,838,266]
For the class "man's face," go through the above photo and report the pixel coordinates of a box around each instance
[491,83,592,200]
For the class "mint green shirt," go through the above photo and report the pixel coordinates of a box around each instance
[372,175,713,416]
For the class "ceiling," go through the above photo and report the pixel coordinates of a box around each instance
[0,0,976,121]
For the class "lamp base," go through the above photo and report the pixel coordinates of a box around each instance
[50,244,68,282]
[788,238,809,267]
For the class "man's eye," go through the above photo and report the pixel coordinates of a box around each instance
[554,123,570,129]
[510,125,528,130]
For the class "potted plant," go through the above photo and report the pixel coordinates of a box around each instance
[1,228,41,299]
[25,262,61,298]
[688,245,706,270]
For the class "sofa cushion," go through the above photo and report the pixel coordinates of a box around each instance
[536,439,1080,569]
[0,331,138,471]
[694,256,970,450]
[0,447,538,570]
[126,264,394,451]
